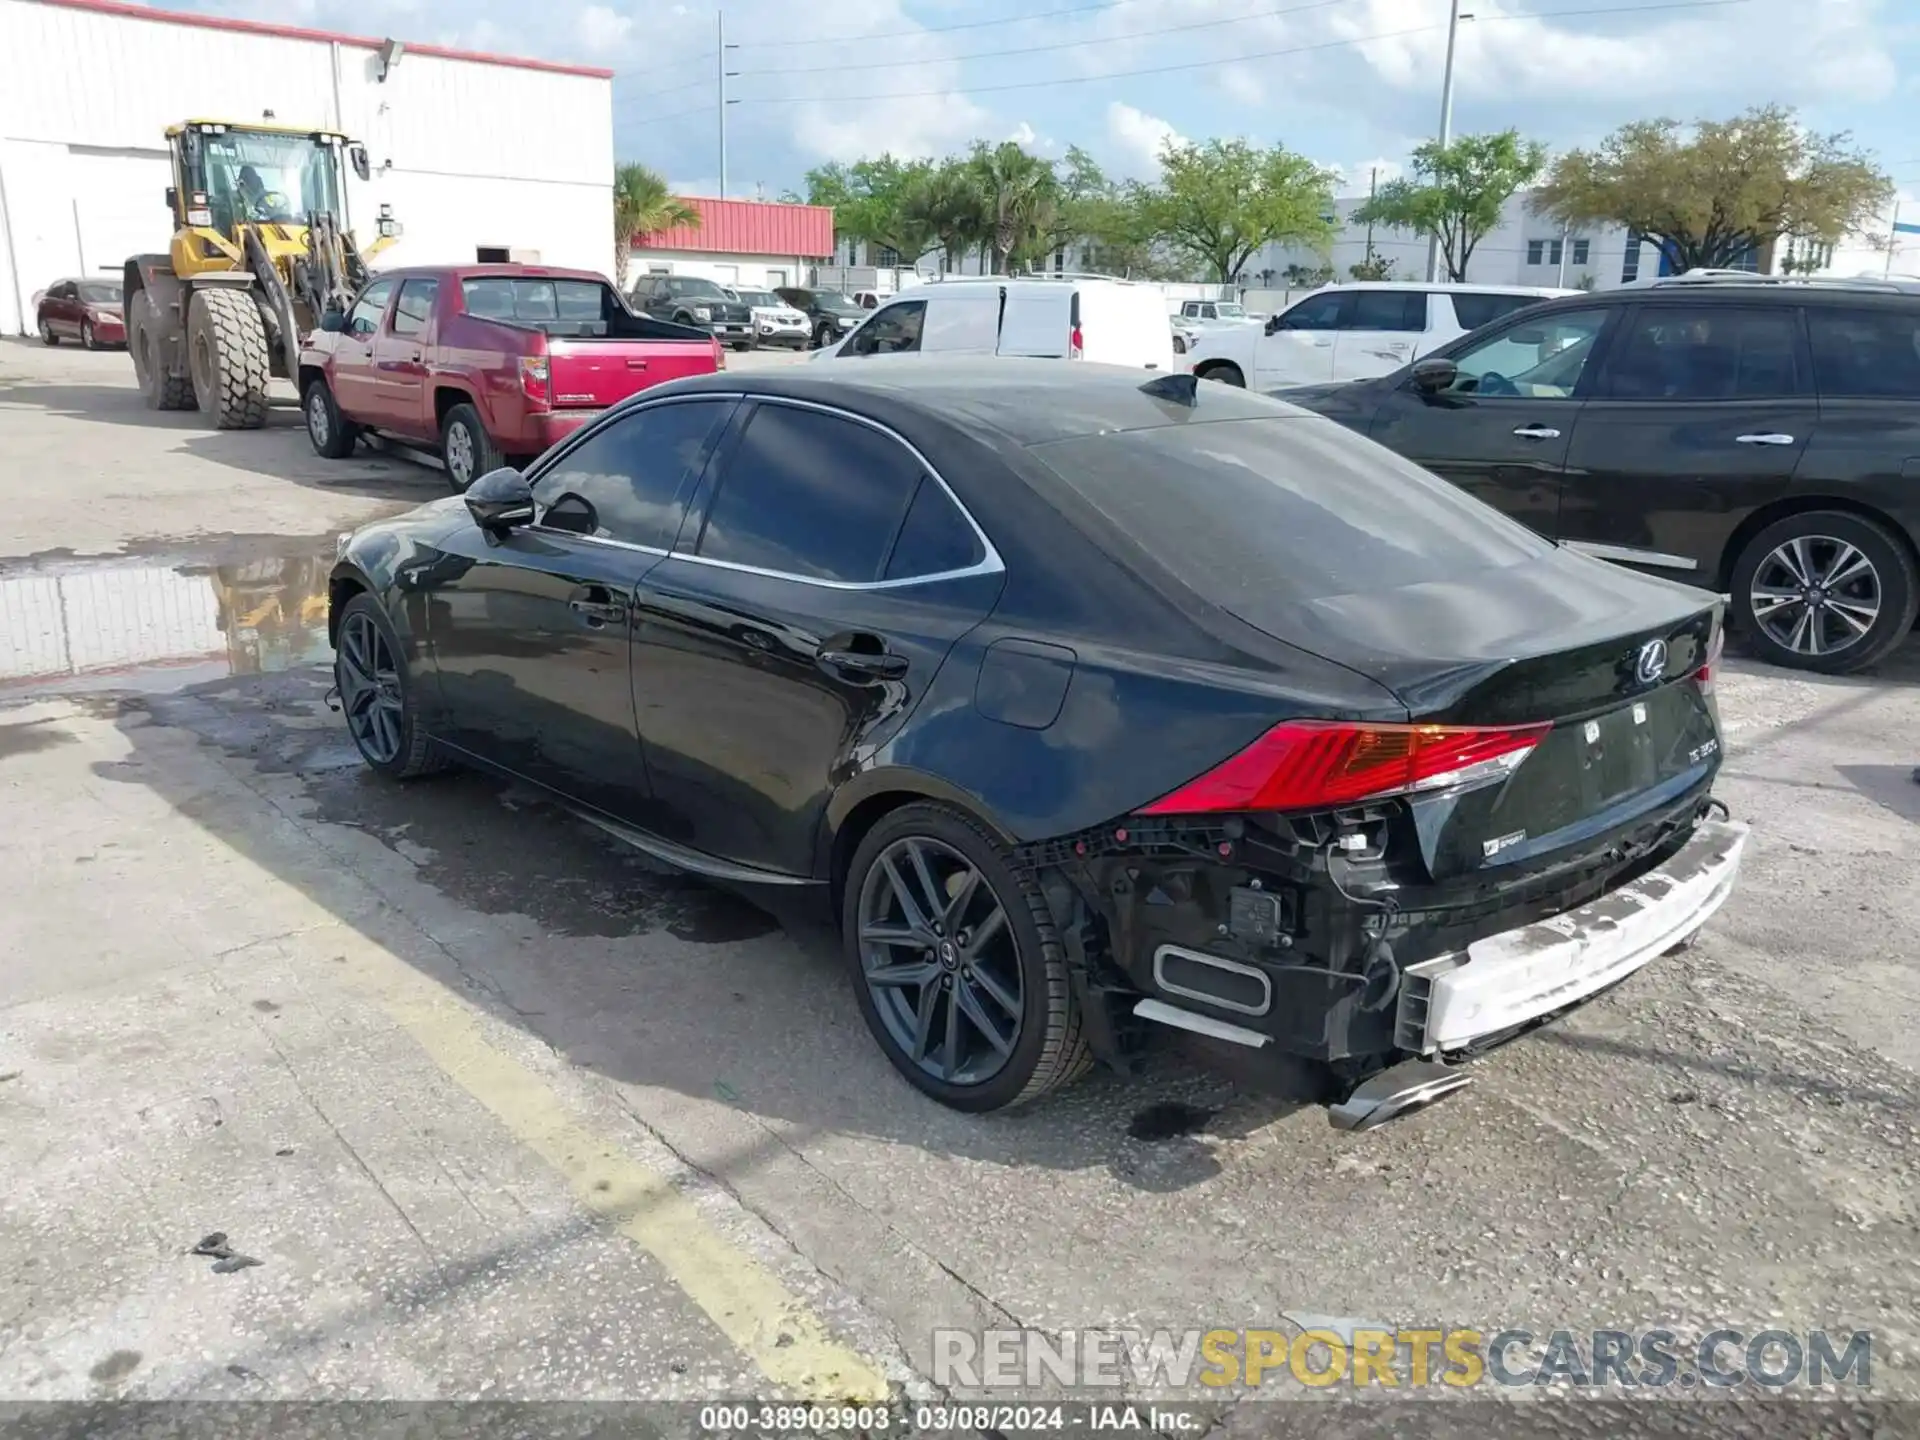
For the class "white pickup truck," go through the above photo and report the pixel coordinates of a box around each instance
[1186,281,1572,390]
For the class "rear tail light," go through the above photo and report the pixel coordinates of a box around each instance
[1069,325,1084,360]
[518,355,550,406]
[1693,624,1724,695]
[1137,720,1551,816]
[713,337,726,371]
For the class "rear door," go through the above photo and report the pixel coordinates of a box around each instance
[630,399,1003,875]
[1076,283,1176,369]
[997,287,1071,357]
[1559,303,1813,579]
[370,276,438,438]
[331,278,396,420]
[1253,291,1343,388]
[1368,305,1614,538]
[1331,290,1428,381]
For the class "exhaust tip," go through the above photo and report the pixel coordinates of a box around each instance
[1328,1059,1473,1132]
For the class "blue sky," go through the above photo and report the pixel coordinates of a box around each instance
[167,0,1920,207]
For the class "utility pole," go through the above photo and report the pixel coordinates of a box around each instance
[1364,166,1378,271]
[1426,0,1464,283]
[1888,201,1901,279]
[1557,219,1570,286]
[717,13,739,198]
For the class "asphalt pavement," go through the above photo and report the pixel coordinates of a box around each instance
[2,338,1917,1431]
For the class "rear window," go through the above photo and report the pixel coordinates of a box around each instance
[462,277,608,322]
[1030,417,1551,603]
[1450,292,1541,331]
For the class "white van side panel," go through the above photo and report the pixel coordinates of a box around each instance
[996,289,1072,357]
[1076,283,1175,370]
[923,291,1000,355]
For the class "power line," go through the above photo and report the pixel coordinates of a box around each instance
[732,0,1343,77]
[624,103,718,128]
[732,0,1751,105]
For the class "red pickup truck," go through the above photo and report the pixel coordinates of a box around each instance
[298,264,723,489]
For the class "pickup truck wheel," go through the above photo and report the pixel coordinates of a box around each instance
[303,377,358,459]
[442,403,504,493]
[1194,361,1245,387]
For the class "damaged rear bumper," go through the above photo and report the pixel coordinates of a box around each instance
[1395,818,1750,1054]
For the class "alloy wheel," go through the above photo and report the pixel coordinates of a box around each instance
[857,836,1025,1086]
[336,610,405,765]
[81,321,93,350]
[445,423,474,487]
[308,389,331,448]
[1748,534,1882,659]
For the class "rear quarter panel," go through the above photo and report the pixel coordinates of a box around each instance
[430,312,534,444]
[1790,397,1920,563]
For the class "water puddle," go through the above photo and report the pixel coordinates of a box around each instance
[0,542,333,698]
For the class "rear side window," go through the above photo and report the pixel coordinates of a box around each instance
[1345,291,1426,332]
[1450,292,1540,332]
[884,478,985,580]
[1601,306,1802,400]
[1807,307,1920,398]
[1031,417,1551,604]
[696,405,923,583]
[532,399,733,549]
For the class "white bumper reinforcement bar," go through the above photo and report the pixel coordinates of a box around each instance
[1397,818,1750,1054]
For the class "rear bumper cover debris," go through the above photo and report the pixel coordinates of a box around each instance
[1396,818,1750,1053]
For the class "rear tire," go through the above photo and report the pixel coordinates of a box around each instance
[186,287,271,429]
[334,593,454,781]
[844,802,1092,1113]
[1195,361,1245,387]
[304,376,358,459]
[1729,510,1917,674]
[441,402,503,493]
[128,300,195,411]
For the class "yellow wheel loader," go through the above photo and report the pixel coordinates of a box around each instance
[122,120,401,429]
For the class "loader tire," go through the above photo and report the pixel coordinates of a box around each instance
[129,301,194,411]
[187,287,271,430]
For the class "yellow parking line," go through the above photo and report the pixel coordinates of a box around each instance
[339,946,892,1401]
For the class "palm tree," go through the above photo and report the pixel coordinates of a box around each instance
[902,160,987,274]
[967,142,1056,273]
[613,162,698,290]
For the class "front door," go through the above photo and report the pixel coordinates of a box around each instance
[1559,303,1815,580]
[1254,290,1343,388]
[1368,306,1615,539]
[424,395,739,820]
[332,278,394,419]
[631,398,1002,876]
[370,276,439,438]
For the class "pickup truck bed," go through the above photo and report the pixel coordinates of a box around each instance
[298,264,722,489]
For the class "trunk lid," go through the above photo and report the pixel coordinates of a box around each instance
[545,338,717,409]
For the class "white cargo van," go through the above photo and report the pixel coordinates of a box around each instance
[814,276,1174,370]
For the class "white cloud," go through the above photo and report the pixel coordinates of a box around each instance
[1320,156,1405,197]
[576,3,633,51]
[1218,65,1263,107]
[1106,101,1185,177]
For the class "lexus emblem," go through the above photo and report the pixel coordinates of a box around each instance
[1634,638,1668,686]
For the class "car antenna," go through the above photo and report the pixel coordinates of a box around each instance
[1139,372,1199,406]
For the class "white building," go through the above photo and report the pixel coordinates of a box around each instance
[0,0,616,335]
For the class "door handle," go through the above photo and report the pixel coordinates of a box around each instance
[627,357,649,370]
[567,586,628,627]
[1735,433,1795,446]
[1511,425,1561,440]
[817,645,908,681]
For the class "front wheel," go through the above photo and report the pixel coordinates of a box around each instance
[1730,511,1918,674]
[334,593,453,780]
[441,402,504,492]
[845,803,1092,1112]
[40,318,58,346]
[80,320,98,351]
[304,377,358,459]
[813,323,836,350]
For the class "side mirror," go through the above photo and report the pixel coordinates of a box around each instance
[1264,314,1284,335]
[464,467,535,529]
[1409,357,1458,394]
[318,307,346,333]
[349,143,372,182]
[165,186,178,212]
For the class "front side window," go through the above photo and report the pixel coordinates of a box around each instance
[1806,307,1920,398]
[1345,291,1426,332]
[391,278,439,336]
[695,404,924,583]
[346,279,396,337]
[1439,308,1610,399]
[845,301,926,356]
[1600,306,1801,400]
[532,399,734,549]
[1279,293,1345,331]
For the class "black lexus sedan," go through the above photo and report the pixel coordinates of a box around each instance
[329,359,1747,1122]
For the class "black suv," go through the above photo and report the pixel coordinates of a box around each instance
[1284,276,1920,673]
[774,286,866,349]
[630,275,753,347]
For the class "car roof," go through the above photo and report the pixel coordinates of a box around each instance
[1308,281,1575,298]
[382,264,611,283]
[660,355,1298,447]
[1525,281,1920,311]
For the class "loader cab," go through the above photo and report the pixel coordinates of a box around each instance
[170,122,347,236]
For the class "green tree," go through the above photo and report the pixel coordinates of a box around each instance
[1531,105,1892,273]
[1283,262,1334,288]
[1349,254,1397,281]
[612,162,697,290]
[901,157,988,273]
[1350,130,1546,283]
[967,141,1059,271]
[1136,138,1334,282]
[799,156,939,265]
